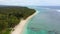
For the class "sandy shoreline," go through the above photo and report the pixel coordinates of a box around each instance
[11,11,38,34]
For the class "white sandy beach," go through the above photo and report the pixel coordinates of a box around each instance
[11,11,38,34]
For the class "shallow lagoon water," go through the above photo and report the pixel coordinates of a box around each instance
[22,6,60,34]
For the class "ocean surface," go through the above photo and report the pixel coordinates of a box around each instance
[22,6,60,34]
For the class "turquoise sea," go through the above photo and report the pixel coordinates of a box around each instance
[22,6,60,34]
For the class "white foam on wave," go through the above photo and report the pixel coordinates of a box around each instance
[57,10,60,12]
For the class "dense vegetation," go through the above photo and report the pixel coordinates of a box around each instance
[0,6,35,34]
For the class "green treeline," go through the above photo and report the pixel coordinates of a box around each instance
[0,6,35,34]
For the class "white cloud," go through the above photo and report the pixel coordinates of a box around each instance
[40,0,60,6]
[0,0,40,6]
[0,0,5,1]
[0,0,60,6]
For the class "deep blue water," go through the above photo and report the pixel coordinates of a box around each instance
[22,6,60,34]
[28,6,60,9]
[39,6,60,9]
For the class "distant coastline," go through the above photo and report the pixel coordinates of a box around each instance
[0,6,36,34]
[11,10,38,34]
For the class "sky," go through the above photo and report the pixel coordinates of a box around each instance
[0,0,60,6]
